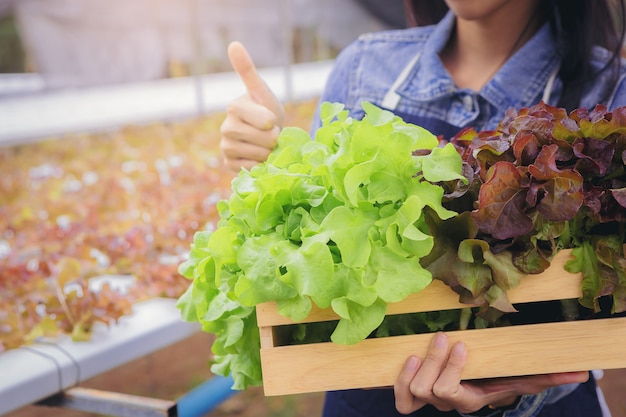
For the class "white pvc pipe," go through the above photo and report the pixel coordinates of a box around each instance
[0,298,199,415]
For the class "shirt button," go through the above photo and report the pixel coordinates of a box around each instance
[462,95,474,112]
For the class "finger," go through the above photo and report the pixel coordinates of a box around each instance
[226,96,277,131]
[221,136,274,164]
[409,332,449,399]
[228,41,276,110]
[432,341,467,400]
[468,370,591,403]
[506,371,590,393]
[394,356,426,415]
[221,117,280,150]
[431,341,481,412]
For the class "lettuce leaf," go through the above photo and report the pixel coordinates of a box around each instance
[179,100,626,390]
[177,102,464,389]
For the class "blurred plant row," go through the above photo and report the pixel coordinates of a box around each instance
[0,100,318,351]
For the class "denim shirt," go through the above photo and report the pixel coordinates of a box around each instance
[311,11,626,134]
[310,10,622,417]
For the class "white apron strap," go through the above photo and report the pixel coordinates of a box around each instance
[381,52,421,110]
[542,63,560,104]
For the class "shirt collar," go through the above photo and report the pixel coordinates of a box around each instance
[396,11,456,101]
[395,11,561,110]
[482,21,561,109]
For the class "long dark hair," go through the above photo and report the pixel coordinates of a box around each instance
[403,0,626,110]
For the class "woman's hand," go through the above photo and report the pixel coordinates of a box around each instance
[220,41,285,172]
[394,332,590,415]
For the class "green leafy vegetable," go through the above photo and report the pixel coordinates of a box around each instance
[177,102,465,389]
[450,102,626,312]
[179,100,626,391]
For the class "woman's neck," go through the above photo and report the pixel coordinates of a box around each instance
[440,2,544,91]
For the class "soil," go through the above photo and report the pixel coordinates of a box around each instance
[5,331,625,417]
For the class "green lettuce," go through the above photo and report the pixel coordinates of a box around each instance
[176,102,465,389]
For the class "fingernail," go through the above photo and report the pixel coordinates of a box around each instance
[406,356,419,371]
[452,341,466,357]
[433,332,447,348]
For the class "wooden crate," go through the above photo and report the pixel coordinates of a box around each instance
[256,249,626,396]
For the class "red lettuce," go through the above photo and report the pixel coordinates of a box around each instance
[438,102,626,314]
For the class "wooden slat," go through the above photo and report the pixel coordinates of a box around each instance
[258,326,275,349]
[260,316,626,396]
[257,249,580,327]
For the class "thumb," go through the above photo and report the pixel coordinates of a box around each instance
[228,41,283,125]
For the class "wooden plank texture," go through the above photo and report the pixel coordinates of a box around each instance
[257,249,581,327]
[256,248,626,396]
[260,316,626,396]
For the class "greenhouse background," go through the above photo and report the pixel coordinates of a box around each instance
[0,1,625,417]
[0,0,401,91]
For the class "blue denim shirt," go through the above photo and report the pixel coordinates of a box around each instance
[310,10,622,417]
[312,11,626,134]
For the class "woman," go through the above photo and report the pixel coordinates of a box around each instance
[220,0,626,415]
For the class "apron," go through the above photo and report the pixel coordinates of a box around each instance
[322,53,607,417]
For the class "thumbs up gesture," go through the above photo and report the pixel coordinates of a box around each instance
[220,42,285,172]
